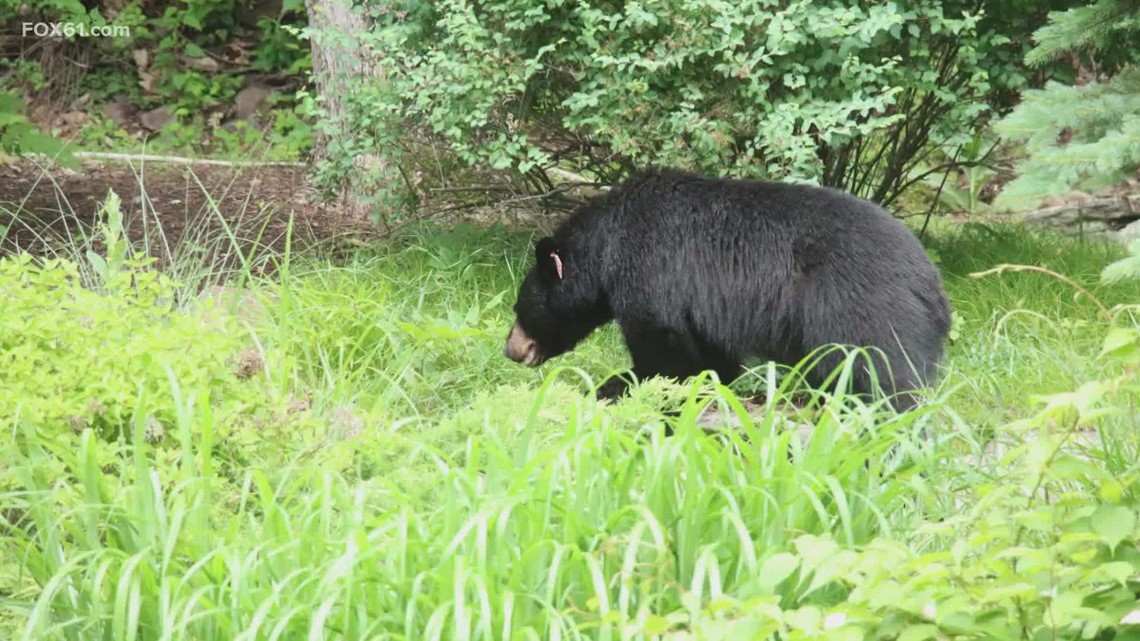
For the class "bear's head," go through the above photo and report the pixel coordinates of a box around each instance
[504,236,610,367]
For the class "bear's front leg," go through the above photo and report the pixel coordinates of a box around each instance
[596,374,633,400]
[598,323,708,398]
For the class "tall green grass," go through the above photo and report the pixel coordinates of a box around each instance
[929,222,1140,423]
[2,208,1139,638]
[4,370,946,639]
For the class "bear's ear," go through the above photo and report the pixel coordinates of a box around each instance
[535,236,564,282]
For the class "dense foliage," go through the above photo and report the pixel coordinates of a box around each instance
[0,253,236,433]
[6,0,1128,219]
[0,0,311,158]
[6,0,1140,635]
[0,91,70,163]
[325,0,1080,221]
[3,218,1140,638]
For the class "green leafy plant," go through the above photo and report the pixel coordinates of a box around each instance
[2,218,1140,639]
[0,91,71,164]
[329,0,1043,219]
[254,16,312,74]
[2,0,311,160]
[921,134,1000,216]
[161,69,245,117]
[84,190,128,287]
[0,190,280,453]
[0,252,231,434]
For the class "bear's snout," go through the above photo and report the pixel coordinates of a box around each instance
[504,322,541,366]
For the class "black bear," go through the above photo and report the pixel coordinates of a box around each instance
[503,168,951,411]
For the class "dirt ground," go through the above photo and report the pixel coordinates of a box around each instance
[0,159,377,271]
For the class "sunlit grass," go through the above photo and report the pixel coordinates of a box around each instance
[2,195,1139,638]
[4,366,950,639]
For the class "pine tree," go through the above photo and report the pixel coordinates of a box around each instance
[995,0,1140,210]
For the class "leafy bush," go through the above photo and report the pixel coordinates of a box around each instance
[995,0,1140,209]
[0,91,70,162]
[1,188,281,450]
[0,252,244,436]
[335,0,1051,219]
[0,251,353,485]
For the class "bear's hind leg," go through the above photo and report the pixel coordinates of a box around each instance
[800,316,936,411]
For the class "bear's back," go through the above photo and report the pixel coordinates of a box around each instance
[587,169,920,262]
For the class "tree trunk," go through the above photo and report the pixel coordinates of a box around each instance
[304,0,384,221]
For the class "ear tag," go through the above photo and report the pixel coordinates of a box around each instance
[550,252,563,279]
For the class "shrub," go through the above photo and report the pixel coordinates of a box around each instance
[0,252,245,438]
[0,91,70,162]
[334,0,1050,219]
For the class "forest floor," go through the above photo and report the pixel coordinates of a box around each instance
[0,159,375,264]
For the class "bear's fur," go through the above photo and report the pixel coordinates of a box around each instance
[504,168,952,410]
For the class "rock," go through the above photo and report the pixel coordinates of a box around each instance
[695,398,815,445]
[1065,190,1092,205]
[234,85,272,121]
[181,54,221,73]
[54,111,87,130]
[132,48,149,70]
[140,106,174,131]
[1126,193,1140,214]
